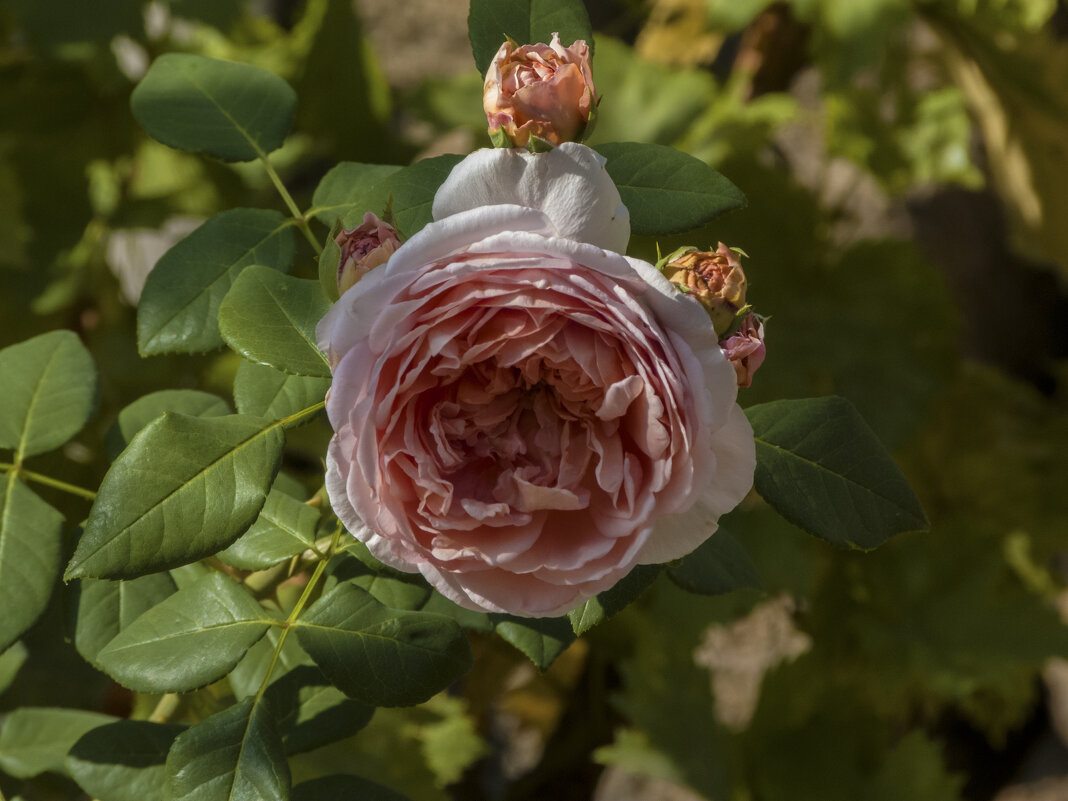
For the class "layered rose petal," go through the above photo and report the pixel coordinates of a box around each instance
[319,200,755,617]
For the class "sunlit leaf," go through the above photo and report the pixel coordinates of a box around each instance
[73,572,178,666]
[68,720,184,801]
[468,0,594,75]
[0,641,28,695]
[137,209,295,356]
[309,162,402,227]
[746,396,929,549]
[295,583,472,707]
[131,53,296,162]
[219,267,332,378]
[0,707,113,778]
[66,413,284,580]
[379,155,463,238]
[218,488,321,571]
[234,360,331,421]
[107,389,231,457]
[0,475,63,652]
[0,330,97,459]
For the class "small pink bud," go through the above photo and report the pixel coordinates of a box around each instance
[335,212,400,295]
[720,313,766,389]
[663,243,748,337]
[483,32,596,149]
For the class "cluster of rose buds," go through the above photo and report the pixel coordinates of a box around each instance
[662,243,767,388]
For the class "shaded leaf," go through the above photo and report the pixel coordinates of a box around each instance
[233,359,330,421]
[219,267,331,378]
[746,397,929,549]
[166,696,290,801]
[73,572,178,666]
[96,572,274,693]
[0,641,28,695]
[493,614,575,670]
[468,0,594,75]
[0,330,97,459]
[218,487,320,571]
[0,475,63,652]
[67,720,184,801]
[666,527,763,596]
[131,53,296,162]
[66,413,284,580]
[595,142,746,236]
[296,583,472,707]
[107,389,230,458]
[293,774,412,801]
[324,552,431,610]
[137,209,295,356]
[268,665,375,755]
[0,707,113,779]
[379,155,463,238]
[568,564,660,636]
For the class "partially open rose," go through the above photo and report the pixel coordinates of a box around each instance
[318,144,754,617]
[484,32,596,149]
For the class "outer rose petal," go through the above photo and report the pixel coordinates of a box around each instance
[431,143,630,253]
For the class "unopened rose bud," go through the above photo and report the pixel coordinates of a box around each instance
[335,212,400,295]
[483,32,596,150]
[720,313,766,389]
[663,243,748,336]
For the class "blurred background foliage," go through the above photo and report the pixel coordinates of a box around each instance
[1,0,1068,799]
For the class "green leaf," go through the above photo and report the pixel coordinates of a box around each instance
[319,220,344,302]
[267,665,375,755]
[166,696,290,801]
[234,360,331,421]
[218,488,321,571]
[0,474,63,652]
[492,614,575,670]
[418,592,494,632]
[137,209,295,356]
[324,553,431,610]
[67,720,184,801]
[107,389,231,457]
[568,564,660,636]
[0,330,97,459]
[131,53,297,162]
[379,154,463,238]
[96,572,274,693]
[745,397,929,549]
[293,774,411,801]
[219,267,332,378]
[295,582,472,707]
[73,572,178,666]
[468,0,594,75]
[66,413,284,580]
[0,641,28,695]
[309,162,402,227]
[0,707,113,778]
[666,527,763,596]
[595,142,746,236]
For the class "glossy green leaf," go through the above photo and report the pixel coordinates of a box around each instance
[96,572,273,692]
[468,0,594,75]
[746,397,929,549]
[0,330,97,458]
[666,527,763,596]
[492,614,575,670]
[107,389,231,457]
[66,413,284,580]
[0,474,63,652]
[595,142,746,236]
[218,488,321,570]
[0,707,113,778]
[131,53,297,162]
[309,162,402,227]
[73,572,178,666]
[293,774,411,801]
[568,564,660,636]
[166,696,290,801]
[219,267,332,378]
[67,720,184,801]
[137,209,295,356]
[233,359,331,422]
[0,641,28,694]
[295,582,472,707]
[379,154,463,238]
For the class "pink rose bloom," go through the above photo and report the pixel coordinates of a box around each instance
[720,314,766,389]
[335,212,401,295]
[318,143,754,617]
[484,32,596,148]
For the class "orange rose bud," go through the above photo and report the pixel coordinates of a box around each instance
[483,32,596,150]
[663,243,748,337]
[336,212,400,295]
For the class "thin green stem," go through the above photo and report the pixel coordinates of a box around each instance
[0,462,96,500]
[253,523,344,701]
[148,693,182,723]
[258,154,324,255]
